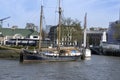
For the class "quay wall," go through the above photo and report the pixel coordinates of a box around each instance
[90,46,120,56]
[0,50,20,59]
[101,43,120,50]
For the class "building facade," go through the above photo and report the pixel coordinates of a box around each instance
[86,27,107,46]
[107,20,120,43]
[48,26,82,47]
[0,27,39,45]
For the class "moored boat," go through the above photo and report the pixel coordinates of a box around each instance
[20,48,82,62]
[20,0,82,63]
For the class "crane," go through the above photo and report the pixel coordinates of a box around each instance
[0,16,10,28]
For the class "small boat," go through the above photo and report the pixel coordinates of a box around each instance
[20,0,82,63]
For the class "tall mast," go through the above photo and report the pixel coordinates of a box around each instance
[119,9,120,23]
[39,5,43,51]
[83,13,87,48]
[58,0,62,51]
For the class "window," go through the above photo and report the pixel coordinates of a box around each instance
[33,36,38,38]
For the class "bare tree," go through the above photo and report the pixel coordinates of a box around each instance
[25,23,38,31]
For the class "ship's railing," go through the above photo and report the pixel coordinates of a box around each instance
[41,47,77,51]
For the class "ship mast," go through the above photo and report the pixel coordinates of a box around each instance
[83,13,87,48]
[38,5,43,51]
[57,0,62,52]
[119,9,120,23]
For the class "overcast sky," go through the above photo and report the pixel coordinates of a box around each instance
[0,0,120,29]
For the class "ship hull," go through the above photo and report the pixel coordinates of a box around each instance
[20,50,81,62]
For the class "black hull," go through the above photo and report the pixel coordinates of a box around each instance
[20,50,81,62]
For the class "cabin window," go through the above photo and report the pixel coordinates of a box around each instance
[33,36,38,38]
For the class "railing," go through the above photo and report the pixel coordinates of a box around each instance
[42,47,77,51]
[101,43,120,50]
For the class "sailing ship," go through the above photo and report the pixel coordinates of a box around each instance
[20,0,82,62]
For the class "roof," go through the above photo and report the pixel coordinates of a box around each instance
[30,31,39,35]
[0,28,39,37]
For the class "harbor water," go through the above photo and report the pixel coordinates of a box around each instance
[0,55,120,80]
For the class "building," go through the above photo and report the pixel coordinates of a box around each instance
[46,25,53,34]
[107,20,120,43]
[48,25,108,47]
[48,25,82,47]
[48,26,57,42]
[100,20,120,54]
[87,27,107,46]
[0,27,39,45]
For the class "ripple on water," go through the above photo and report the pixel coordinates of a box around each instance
[0,55,120,80]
